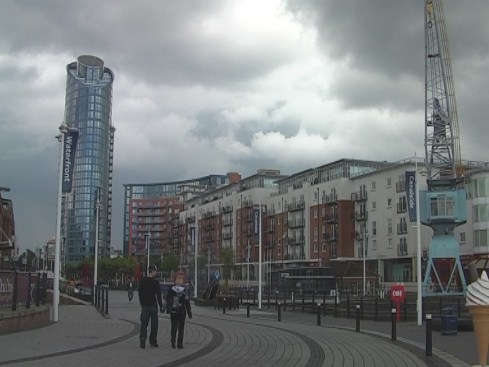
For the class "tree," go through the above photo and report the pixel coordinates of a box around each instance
[220,247,235,292]
[161,253,179,278]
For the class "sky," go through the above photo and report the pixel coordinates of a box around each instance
[1,0,488,254]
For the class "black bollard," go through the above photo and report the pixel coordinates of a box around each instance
[426,314,432,356]
[391,308,397,341]
[317,303,321,326]
[278,302,282,322]
[356,305,361,332]
[334,294,338,318]
[223,298,226,314]
[247,303,250,318]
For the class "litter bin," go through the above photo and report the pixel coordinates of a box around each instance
[441,307,458,335]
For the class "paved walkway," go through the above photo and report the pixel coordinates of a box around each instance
[0,291,478,367]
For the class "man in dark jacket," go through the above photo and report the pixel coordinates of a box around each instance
[138,264,164,349]
[165,279,192,349]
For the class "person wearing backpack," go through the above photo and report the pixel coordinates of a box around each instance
[165,278,192,349]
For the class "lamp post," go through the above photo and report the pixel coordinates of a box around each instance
[93,188,100,303]
[317,187,320,266]
[415,160,423,326]
[54,121,68,322]
[281,196,284,268]
[193,223,198,299]
[363,225,369,296]
[145,231,151,276]
[258,198,262,310]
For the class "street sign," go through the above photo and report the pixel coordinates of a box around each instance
[390,284,406,303]
[280,272,290,278]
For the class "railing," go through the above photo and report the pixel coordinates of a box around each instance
[221,286,467,321]
[0,271,48,311]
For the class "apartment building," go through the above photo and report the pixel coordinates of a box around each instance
[169,158,489,291]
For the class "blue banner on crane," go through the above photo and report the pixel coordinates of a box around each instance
[405,171,417,222]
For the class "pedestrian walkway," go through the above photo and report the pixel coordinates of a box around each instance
[0,291,477,367]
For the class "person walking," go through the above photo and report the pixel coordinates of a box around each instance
[166,278,192,349]
[138,264,164,349]
[127,279,134,301]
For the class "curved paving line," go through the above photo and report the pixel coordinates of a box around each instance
[327,325,452,367]
[156,321,223,367]
[0,319,140,366]
[197,314,326,367]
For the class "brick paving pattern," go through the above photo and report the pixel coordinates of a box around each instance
[0,291,476,367]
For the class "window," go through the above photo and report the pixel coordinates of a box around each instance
[387,198,392,207]
[372,239,377,250]
[371,221,377,236]
[371,181,376,190]
[387,177,392,187]
[430,194,455,217]
[387,218,392,235]
[372,201,376,210]
[459,232,466,243]
[387,238,393,248]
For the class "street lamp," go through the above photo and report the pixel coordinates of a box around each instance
[93,188,100,303]
[193,223,199,299]
[363,225,369,296]
[415,160,423,326]
[145,231,151,276]
[317,187,320,266]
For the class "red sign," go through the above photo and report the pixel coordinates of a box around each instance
[390,284,406,303]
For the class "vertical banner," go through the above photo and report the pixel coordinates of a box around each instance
[62,129,78,193]
[405,170,417,222]
[253,208,260,241]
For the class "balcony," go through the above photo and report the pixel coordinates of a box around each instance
[396,223,407,235]
[288,219,305,228]
[396,203,407,213]
[397,243,408,256]
[396,181,406,193]
[324,213,337,223]
[351,191,367,202]
[288,201,305,211]
[324,194,338,204]
[355,211,368,221]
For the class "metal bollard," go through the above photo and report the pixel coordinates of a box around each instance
[334,294,338,318]
[247,303,250,318]
[391,308,397,341]
[317,303,321,326]
[278,302,282,322]
[223,298,226,314]
[356,305,361,332]
[426,314,432,356]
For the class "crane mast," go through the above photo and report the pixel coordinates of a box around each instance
[424,0,461,187]
[421,0,467,296]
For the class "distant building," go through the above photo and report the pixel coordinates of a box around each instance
[173,158,489,293]
[61,55,115,264]
[0,187,15,263]
[122,174,236,257]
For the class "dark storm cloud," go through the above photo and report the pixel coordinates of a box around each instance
[1,0,488,252]
[285,0,489,159]
[0,1,297,87]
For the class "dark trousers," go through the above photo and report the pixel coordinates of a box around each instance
[170,312,186,347]
[140,305,158,344]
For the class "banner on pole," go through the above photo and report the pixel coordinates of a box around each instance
[405,170,417,222]
[253,208,260,240]
[62,129,78,193]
